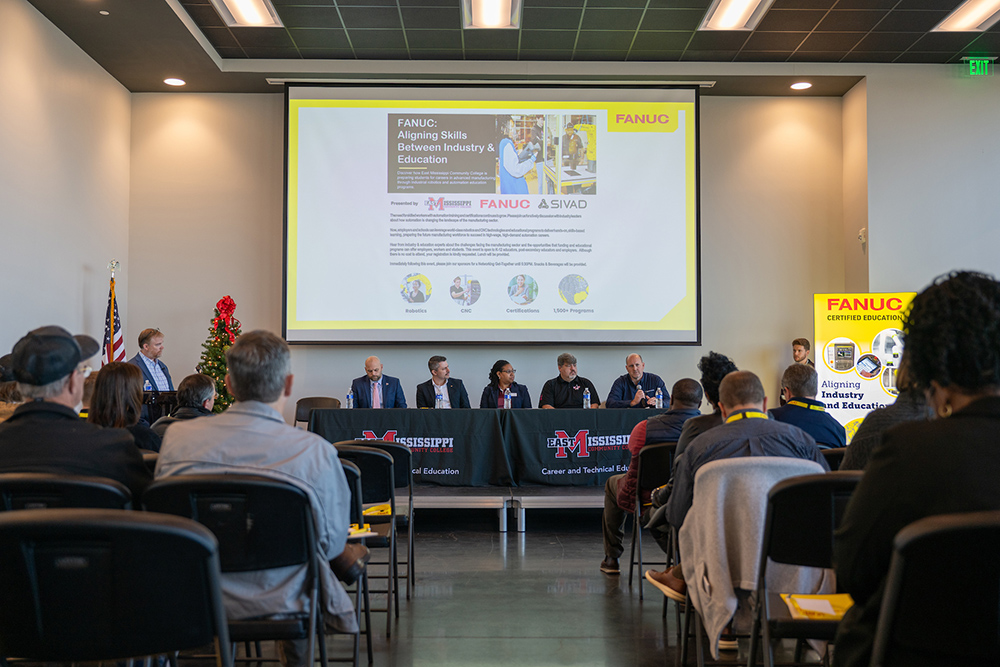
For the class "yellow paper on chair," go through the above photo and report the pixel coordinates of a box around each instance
[349,523,376,539]
[781,594,854,620]
[362,503,391,516]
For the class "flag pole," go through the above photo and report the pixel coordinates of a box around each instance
[105,259,120,366]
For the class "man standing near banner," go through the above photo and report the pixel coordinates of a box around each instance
[792,338,814,367]
[128,328,173,392]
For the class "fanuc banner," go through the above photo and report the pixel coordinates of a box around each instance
[814,292,916,442]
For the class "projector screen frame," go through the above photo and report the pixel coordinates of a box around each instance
[282,82,702,346]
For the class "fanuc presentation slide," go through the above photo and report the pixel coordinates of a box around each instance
[285,86,699,344]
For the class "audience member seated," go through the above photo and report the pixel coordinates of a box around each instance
[769,363,846,448]
[674,352,739,460]
[415,355,471,409]
[599,378,703,575]
[350,356,406,408]
[0,354,22,423]
[77,370,98,418]
[0,326,151,498]
[156,330,360,667]
[479,359,531,408]
[88,362,163,453]
[539,352,600,409]
[605,353,669,409]
[150,373,216,438]
[832,271,1000,667]
[644,370,828,600]
[840,355,929,471]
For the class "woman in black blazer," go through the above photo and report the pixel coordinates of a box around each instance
[479,359,531,409]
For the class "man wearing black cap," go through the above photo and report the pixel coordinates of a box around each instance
[0,326,152,498]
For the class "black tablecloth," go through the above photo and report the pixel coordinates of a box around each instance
[309,408,662,487]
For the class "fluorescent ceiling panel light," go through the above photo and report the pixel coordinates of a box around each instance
[933,0,1000,31]
[699,0,777,31]
[208,0,283,27]
[462,0,522,29]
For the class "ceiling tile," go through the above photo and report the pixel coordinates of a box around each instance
[347,29,407,49]
[353,48,410,58]
[241,46,300,58]
[338,6,402,29]
[639,9,705,30]
[572,50,629,60]
[522,0,585,7]
[909,32,979,52]
[680,49,737,61]
[229,27,295,48]
[183,5,225,28]
[575,30,634,50]
[757,10,827,32]
[274,5,342,29]
[587,0,648,6]
[201,27,239,49]
[744,32,808,50]
[852,32,921,51]
[687,30,750,50]
[408,49,465,59]
[465,49,522,59]
[522,7,583,29]
[796,32,864,51]
[516,49,578,59]
[647,0,711,8]
[289,28,351,48]
[893,50,953,62]
[771,0,836,8]
[214,47,246,57]
[337,0,397,6]
[398,0,459,6]
[839,51,900,62]
[298,48,357,59]
[817,10,887,32]
[786,51,845,61]
[404,29,463,49]
[733,50,793,61]
[834,0,897,8]
[967,32,1000,50]
[463,30,520,49]
[401,7,461,30]
[872,10,949,32]
[626,49,684,60]
[580,8,644,30]
[519,30,579,50]
[270,0,333,5]
[893,0,958,9]
[632,31,692,50]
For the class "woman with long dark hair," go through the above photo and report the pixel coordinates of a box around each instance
[87,361,162,452]
[479,359,532,409]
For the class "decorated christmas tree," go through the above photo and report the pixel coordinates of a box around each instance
[196,295,242,413]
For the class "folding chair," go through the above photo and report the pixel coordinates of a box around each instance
[0,508,231,666]
[747,471,863,667]
[870,510,1000,667]
[334,444,398,638]
[820,447,847,472]
[627,441,676,598]
[0,472,132,510]
[342,460,373,665]
[296,396,342,427]
[335,439,414,600]
[143,474,346,667]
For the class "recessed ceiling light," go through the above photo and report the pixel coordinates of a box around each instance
[461,0,522,29]
[790,82,812,91]
[699,0,777,31]
[164,78,186,86]
[208,0,284,27]
[99,10,109,15]
[933,0,1000,31]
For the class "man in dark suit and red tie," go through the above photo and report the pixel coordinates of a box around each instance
[350,356,407,408]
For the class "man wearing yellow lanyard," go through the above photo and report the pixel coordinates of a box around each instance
[644,370,828,603]
[769,364,846,449]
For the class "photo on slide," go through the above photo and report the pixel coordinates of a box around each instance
[400,273,431,304]
[507,274,538,305]
[450,275,481,306]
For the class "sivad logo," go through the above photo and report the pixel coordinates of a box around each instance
[547,429,590,459]
[426,197,444,211]
[538,199,549,209]
[361,430,397,442]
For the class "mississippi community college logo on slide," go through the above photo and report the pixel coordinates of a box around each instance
[546,430,629,459]
[358,430,454,452]
[425,197,472,211]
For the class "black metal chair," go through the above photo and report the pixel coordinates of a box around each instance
[143,474,346,667]
[0,508,232,666]
[334,444,397,638]
[336,439,414,600]
[341,460,373,665]
[869,510,1000,667]
[820,447,848,471]
[296,396,342,427]
[747,471,863,667]
[0,472,132,510]
[627,441,676,598]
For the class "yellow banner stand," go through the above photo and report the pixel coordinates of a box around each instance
[814,293,916,442]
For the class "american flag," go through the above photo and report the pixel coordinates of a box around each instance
[102,277,125,365]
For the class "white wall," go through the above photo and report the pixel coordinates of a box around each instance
[842,79,868,293]
[127,93,846,419]
[0,0,131,351]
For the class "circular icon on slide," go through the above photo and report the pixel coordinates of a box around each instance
[400,273,431,304]
[871,328,903,369]
[450,275,481,306]
[507,274,538,305]
[558,274,589,304]
[823,338,859,373]
[856,353,882,379]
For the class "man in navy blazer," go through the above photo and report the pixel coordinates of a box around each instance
[127,328,174,392]
[351,356,407,408]
[415,356,471,409]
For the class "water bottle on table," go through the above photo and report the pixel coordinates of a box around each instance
[435,392,444,409]
[346,388,354,409]
[582,388,591,409]
[655,387,663,409]
[503,388,512,409]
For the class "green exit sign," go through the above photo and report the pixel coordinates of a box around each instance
[968,59,993,76]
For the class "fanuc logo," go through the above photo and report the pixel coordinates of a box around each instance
[546,430,630,459]
[426,197,472,211]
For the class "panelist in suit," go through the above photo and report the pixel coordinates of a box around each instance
[480,359,532,409]
[128,328,173,392]
[351,356,407,408]
[416,356,471,409]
